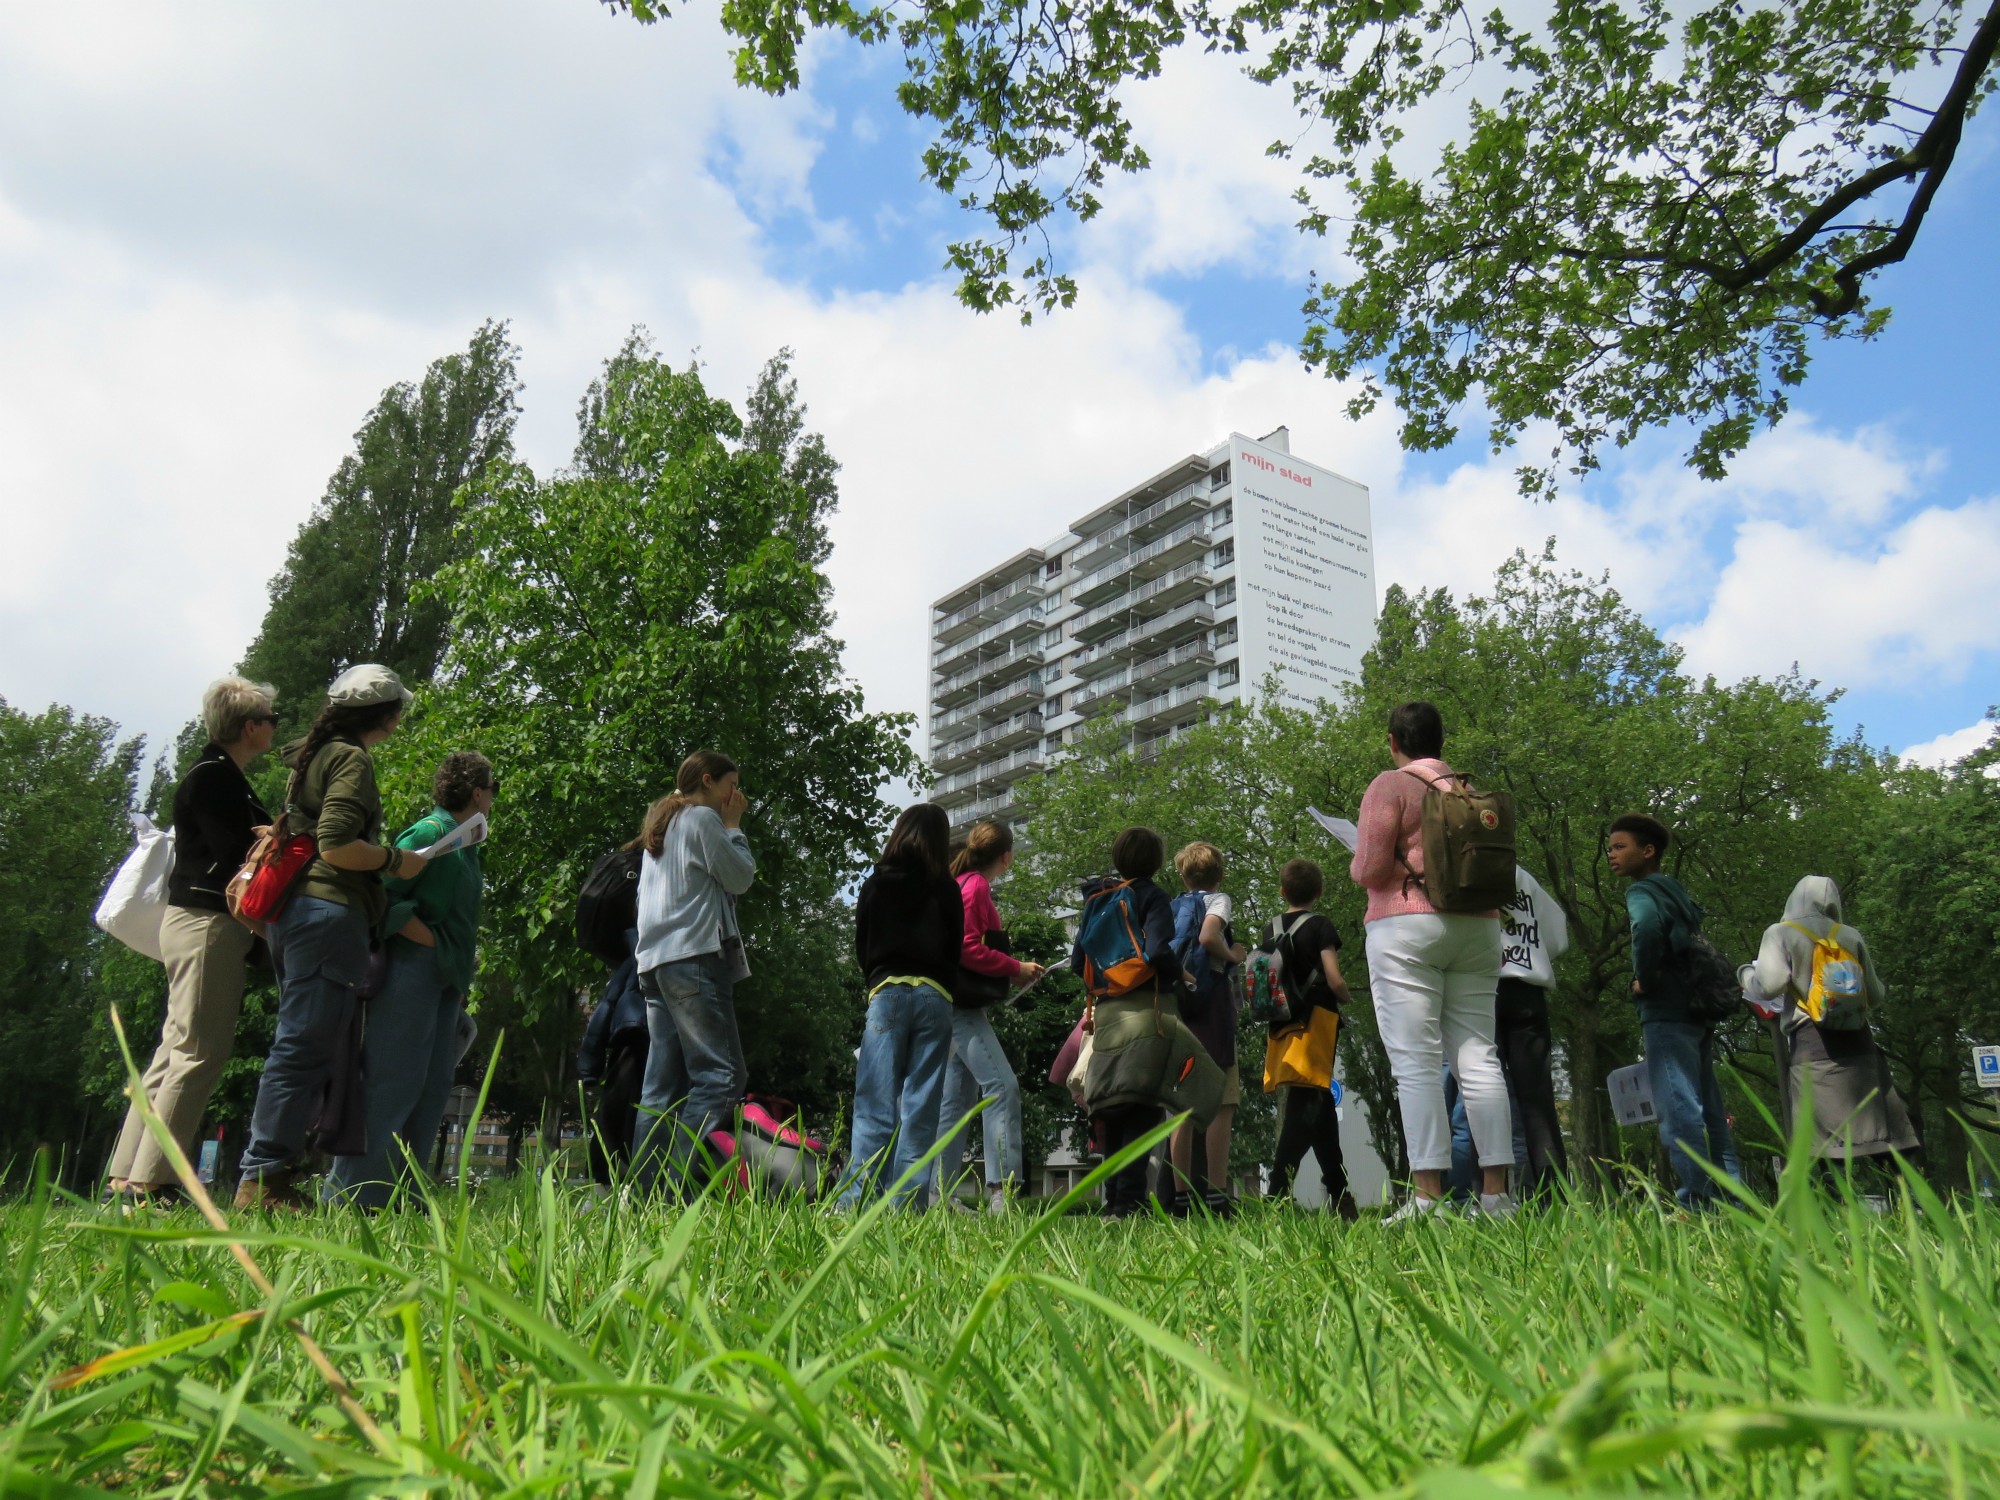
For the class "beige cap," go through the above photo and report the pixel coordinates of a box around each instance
[327,663,414,709]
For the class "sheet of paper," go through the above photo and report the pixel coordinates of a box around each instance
[416,811,489,859]
[1306,806,1359,851]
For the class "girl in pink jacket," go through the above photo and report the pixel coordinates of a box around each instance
[936,820,1045,1211]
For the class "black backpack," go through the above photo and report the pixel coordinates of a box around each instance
[1676,933,1743,1024]
[576,848,643,967]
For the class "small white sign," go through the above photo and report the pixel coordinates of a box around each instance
[1608,1062,1656,1127]
[1975,1045,2000,1090]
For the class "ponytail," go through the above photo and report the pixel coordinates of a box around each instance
[286,698,403,803]
[641,750,740,857]
[950,818,1014,877]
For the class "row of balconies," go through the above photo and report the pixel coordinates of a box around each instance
[1074,557,1213,642]
[932,710,1046,772]
[933,671,1048,737]
[1068,481,1211,576]
[931,638,1044,708]
[934,573,1044,643]
[932,745,1046,804]
[949,789,1020,828]
[932,600,1045,676]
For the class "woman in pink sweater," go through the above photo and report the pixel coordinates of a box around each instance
[1350,701,1515,1222]
[936,820,1045,1212]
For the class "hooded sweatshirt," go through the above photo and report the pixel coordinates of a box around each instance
[1625,871,1704,1023]
[1754,876,1886,1032]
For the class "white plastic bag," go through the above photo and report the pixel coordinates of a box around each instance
[94,813,175,962]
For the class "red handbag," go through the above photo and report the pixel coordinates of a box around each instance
[228,770,316,930]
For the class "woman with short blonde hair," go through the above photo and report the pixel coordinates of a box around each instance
[105,676,278,1206]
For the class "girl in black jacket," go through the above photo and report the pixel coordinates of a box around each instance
[834,803,964,1210]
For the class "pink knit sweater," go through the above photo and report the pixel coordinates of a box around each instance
[1349,757,1468,923]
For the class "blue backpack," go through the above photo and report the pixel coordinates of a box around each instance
[1170,891,1215,998]
[1077,879,1157,997]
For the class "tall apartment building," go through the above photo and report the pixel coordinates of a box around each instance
[928,427,1376,830]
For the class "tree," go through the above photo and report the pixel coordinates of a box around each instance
[606,0,1997,489]
[0,700,143,1180]
[1852,724,2000,1186]
[239,321,521,740]
[386,338,920,1144]
[1013,550,1884,1189]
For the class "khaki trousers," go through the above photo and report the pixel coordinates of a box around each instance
[107,905,255,1186]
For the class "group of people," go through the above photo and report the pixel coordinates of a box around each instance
[108,669,1918,1220]
[107,664,493,1212]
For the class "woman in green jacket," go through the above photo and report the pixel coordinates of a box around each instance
[325,751,494,1210]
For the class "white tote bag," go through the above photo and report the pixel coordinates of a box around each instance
[94,813,176,963]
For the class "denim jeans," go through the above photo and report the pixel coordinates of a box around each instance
[937,1005,1023,1190]
[1642,1019,1739,1208]
[836,982,954,1208]
[240,895,372,1179]
[323,943,462,1210]
[634,952,744,1195]
[1445,1061,1535,1199]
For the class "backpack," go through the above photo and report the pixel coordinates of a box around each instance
[576,847,644,967]
[1077,880,1157,998]
[1170,891,1221,1006]
[1398,767,1517,914]
[1243,916,1302,1026]
[1782,921,1869,1029]
[1676,933,1743,1024]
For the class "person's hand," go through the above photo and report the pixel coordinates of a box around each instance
[720,785,749,829]
[397,849,430,881]
[1631,978,1645,996]
[1014,960,1046,987]
[401,915,437,947]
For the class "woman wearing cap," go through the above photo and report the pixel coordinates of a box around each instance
[324,750,495,1210]
[104,676,277,1208]
[235,664,427,1212]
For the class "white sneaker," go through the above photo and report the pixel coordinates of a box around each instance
[988,1186,1010,1216]
[1471,1192,1519,1221]
[1382,1192,1452,1226]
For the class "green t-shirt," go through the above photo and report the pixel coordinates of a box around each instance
[383,807,484,994]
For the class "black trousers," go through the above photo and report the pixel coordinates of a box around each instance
[588,1034,647,1186]
[1495,979,1568,1200]
[1098,1103,1165,1213]
[1270,1084,1349,1202]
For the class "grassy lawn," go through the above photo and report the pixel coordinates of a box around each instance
[4,1148,2000,1497]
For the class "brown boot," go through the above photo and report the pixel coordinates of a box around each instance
[233,1171,309,1213]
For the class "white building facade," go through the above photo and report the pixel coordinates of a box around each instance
[927,427,1376,830]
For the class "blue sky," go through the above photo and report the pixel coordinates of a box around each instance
[0,2,1994,770]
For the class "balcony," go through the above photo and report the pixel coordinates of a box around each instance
[1126,680,1212,731]
[973,746,1044,790]
[1069,482,1212,575]
[1126,600,1215,656]
[932,733,981,772]
[1073,669,1132,716]
[931,640,1044,708]
[1130,638,1215,690]
[932,672,1048,737]
[932,602,1045,675]
[950,790,1020,828]
[1069,641,1131,681]
[978,710,1044,755]
[1133,725,1196,763]
[1126,517,1213,582]
[934,573,1045,643]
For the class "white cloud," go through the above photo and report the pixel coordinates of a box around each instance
[1678,496,2000,687]
[1900,718,1998,769]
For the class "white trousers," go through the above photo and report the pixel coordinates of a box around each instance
[1366,914,1512,1174]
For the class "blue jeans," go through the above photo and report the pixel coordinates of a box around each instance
[1446,1064,1532,1199]
[1643,1020,1739,1208]
[937,1005,1023,1190]
[323,943,462,1210]
[634,952,744,1195]
[240,895,372,1179]
[836,982,954,1208]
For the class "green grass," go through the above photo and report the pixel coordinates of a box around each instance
[5,1137,2000,1499]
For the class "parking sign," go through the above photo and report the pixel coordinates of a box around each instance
[1976,1046,2000,1090]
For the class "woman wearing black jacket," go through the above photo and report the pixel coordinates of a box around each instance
[105,676,276,1206]
[834,803,964,1210]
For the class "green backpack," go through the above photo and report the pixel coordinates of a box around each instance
[1398,767,1518,914]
